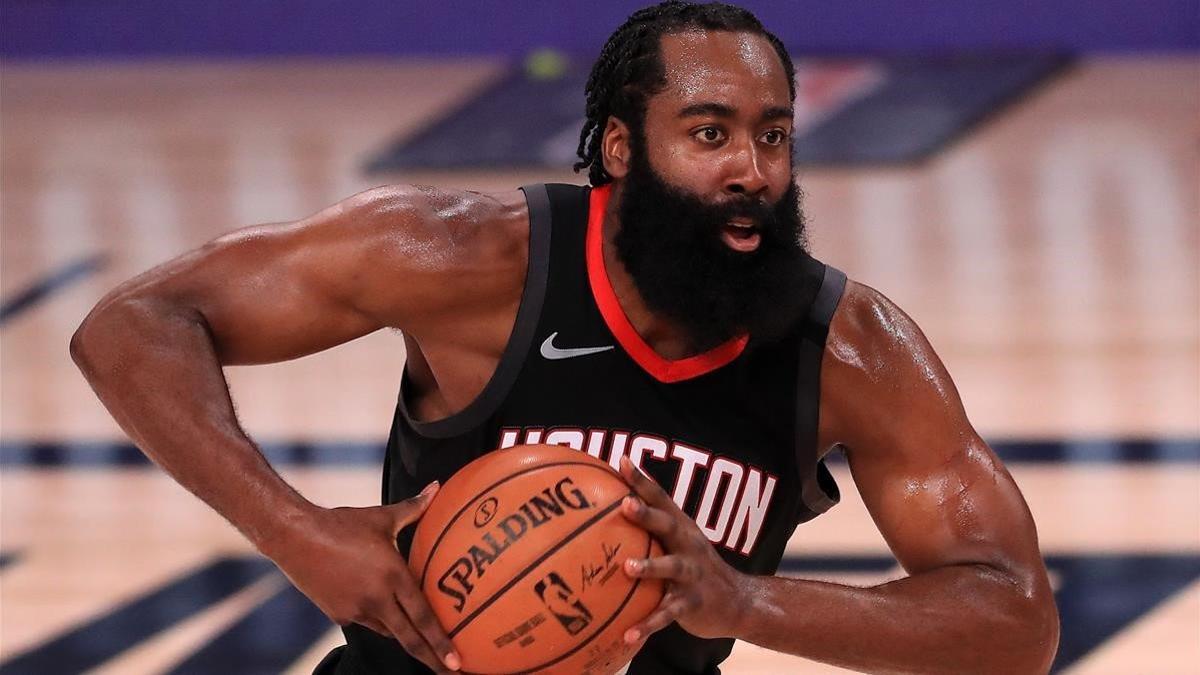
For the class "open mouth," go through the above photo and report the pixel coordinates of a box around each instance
[720,218,761,252]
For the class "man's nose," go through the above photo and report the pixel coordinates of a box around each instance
[724,139,769,197]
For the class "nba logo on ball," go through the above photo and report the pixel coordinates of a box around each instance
[409,444,665,674]
[534,571,594,636]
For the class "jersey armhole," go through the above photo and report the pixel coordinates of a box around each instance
[795,264,848,521]
[395,184,553,439]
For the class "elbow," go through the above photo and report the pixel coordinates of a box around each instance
[69,295,158,377]
[1024,589,1061,675]
[71,310,123,382]
[986,564,1060,674]
[71,293,205,378]
[70,306,110,376]
[970,562,1060,674]
[69,323,90,372]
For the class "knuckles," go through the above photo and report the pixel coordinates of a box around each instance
[410,606,440,633]
[381,565,406,588]
[359,587,390,613]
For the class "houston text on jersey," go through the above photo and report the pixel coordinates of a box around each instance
[498,427,779,557]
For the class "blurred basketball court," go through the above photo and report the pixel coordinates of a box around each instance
[1,3,1198,673]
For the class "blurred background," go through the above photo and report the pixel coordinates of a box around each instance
[1,1,1197,673]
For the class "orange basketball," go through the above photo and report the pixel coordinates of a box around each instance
[408,444,665,675]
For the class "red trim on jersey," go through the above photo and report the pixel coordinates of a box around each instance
[586,185,748,383]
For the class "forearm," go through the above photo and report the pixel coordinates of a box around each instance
[733,563,1058,675]
[71,296,314,553]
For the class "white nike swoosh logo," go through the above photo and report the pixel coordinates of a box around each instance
[540,332,614,360]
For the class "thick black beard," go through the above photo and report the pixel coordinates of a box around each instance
[613,149,811,351]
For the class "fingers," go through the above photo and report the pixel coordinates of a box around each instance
[623,554,699,582]
[619,457,674,510]
[375,599,455,673]
[393,566,461,671]
[624,591,697,644]
[387,481,441,532]
[621,489,678,533]
[622,492,698,553]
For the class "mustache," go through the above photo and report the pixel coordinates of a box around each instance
[681,183,799,230]
[698,187,802,249]
[709,197,773,221]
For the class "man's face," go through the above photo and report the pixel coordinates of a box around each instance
[635,30,795,244]
[614,30,809,349]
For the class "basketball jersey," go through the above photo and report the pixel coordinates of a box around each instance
[324,183,846,675]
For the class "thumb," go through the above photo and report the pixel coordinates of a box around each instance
[386,480,440,531]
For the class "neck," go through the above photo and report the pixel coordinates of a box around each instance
[602,183,708,360]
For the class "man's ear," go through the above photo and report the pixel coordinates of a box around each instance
[601,117,632,180]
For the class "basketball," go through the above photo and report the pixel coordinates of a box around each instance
[408,444,665,674]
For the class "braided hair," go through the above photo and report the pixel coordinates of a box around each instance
[574,1,795,186]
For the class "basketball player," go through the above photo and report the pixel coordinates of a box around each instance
[71,2,1060,673]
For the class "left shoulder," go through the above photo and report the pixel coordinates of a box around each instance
[819,279,968,455]
[827,280,936,370]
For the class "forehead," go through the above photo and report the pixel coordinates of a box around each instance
[654,30,791,110]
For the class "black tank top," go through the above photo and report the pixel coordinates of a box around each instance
[327,183,846,675]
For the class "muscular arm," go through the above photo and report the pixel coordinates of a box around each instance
[729,281,1060,673]
[72,185,529,671]
[617,280,1058,672]
[69,184,527,549]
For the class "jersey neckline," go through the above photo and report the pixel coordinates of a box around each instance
[586,184,749,384]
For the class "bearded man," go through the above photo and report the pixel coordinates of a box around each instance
[71,2,1060,674]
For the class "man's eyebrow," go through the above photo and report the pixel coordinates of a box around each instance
[761,105,794,122]
[677,102,794,122]
[678,102,736,119]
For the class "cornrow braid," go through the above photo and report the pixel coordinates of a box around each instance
[574,1,795,186]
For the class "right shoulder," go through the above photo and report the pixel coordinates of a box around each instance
[307,184,532,334]
[326,184,529,264]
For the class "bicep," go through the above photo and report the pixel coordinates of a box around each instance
[821,283,1047,586]
[850,429,1038,579]
[109,187,447,365]
[163,225,377,365]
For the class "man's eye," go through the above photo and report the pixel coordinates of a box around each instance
[761,130,787,145]
[694,127,724,143]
